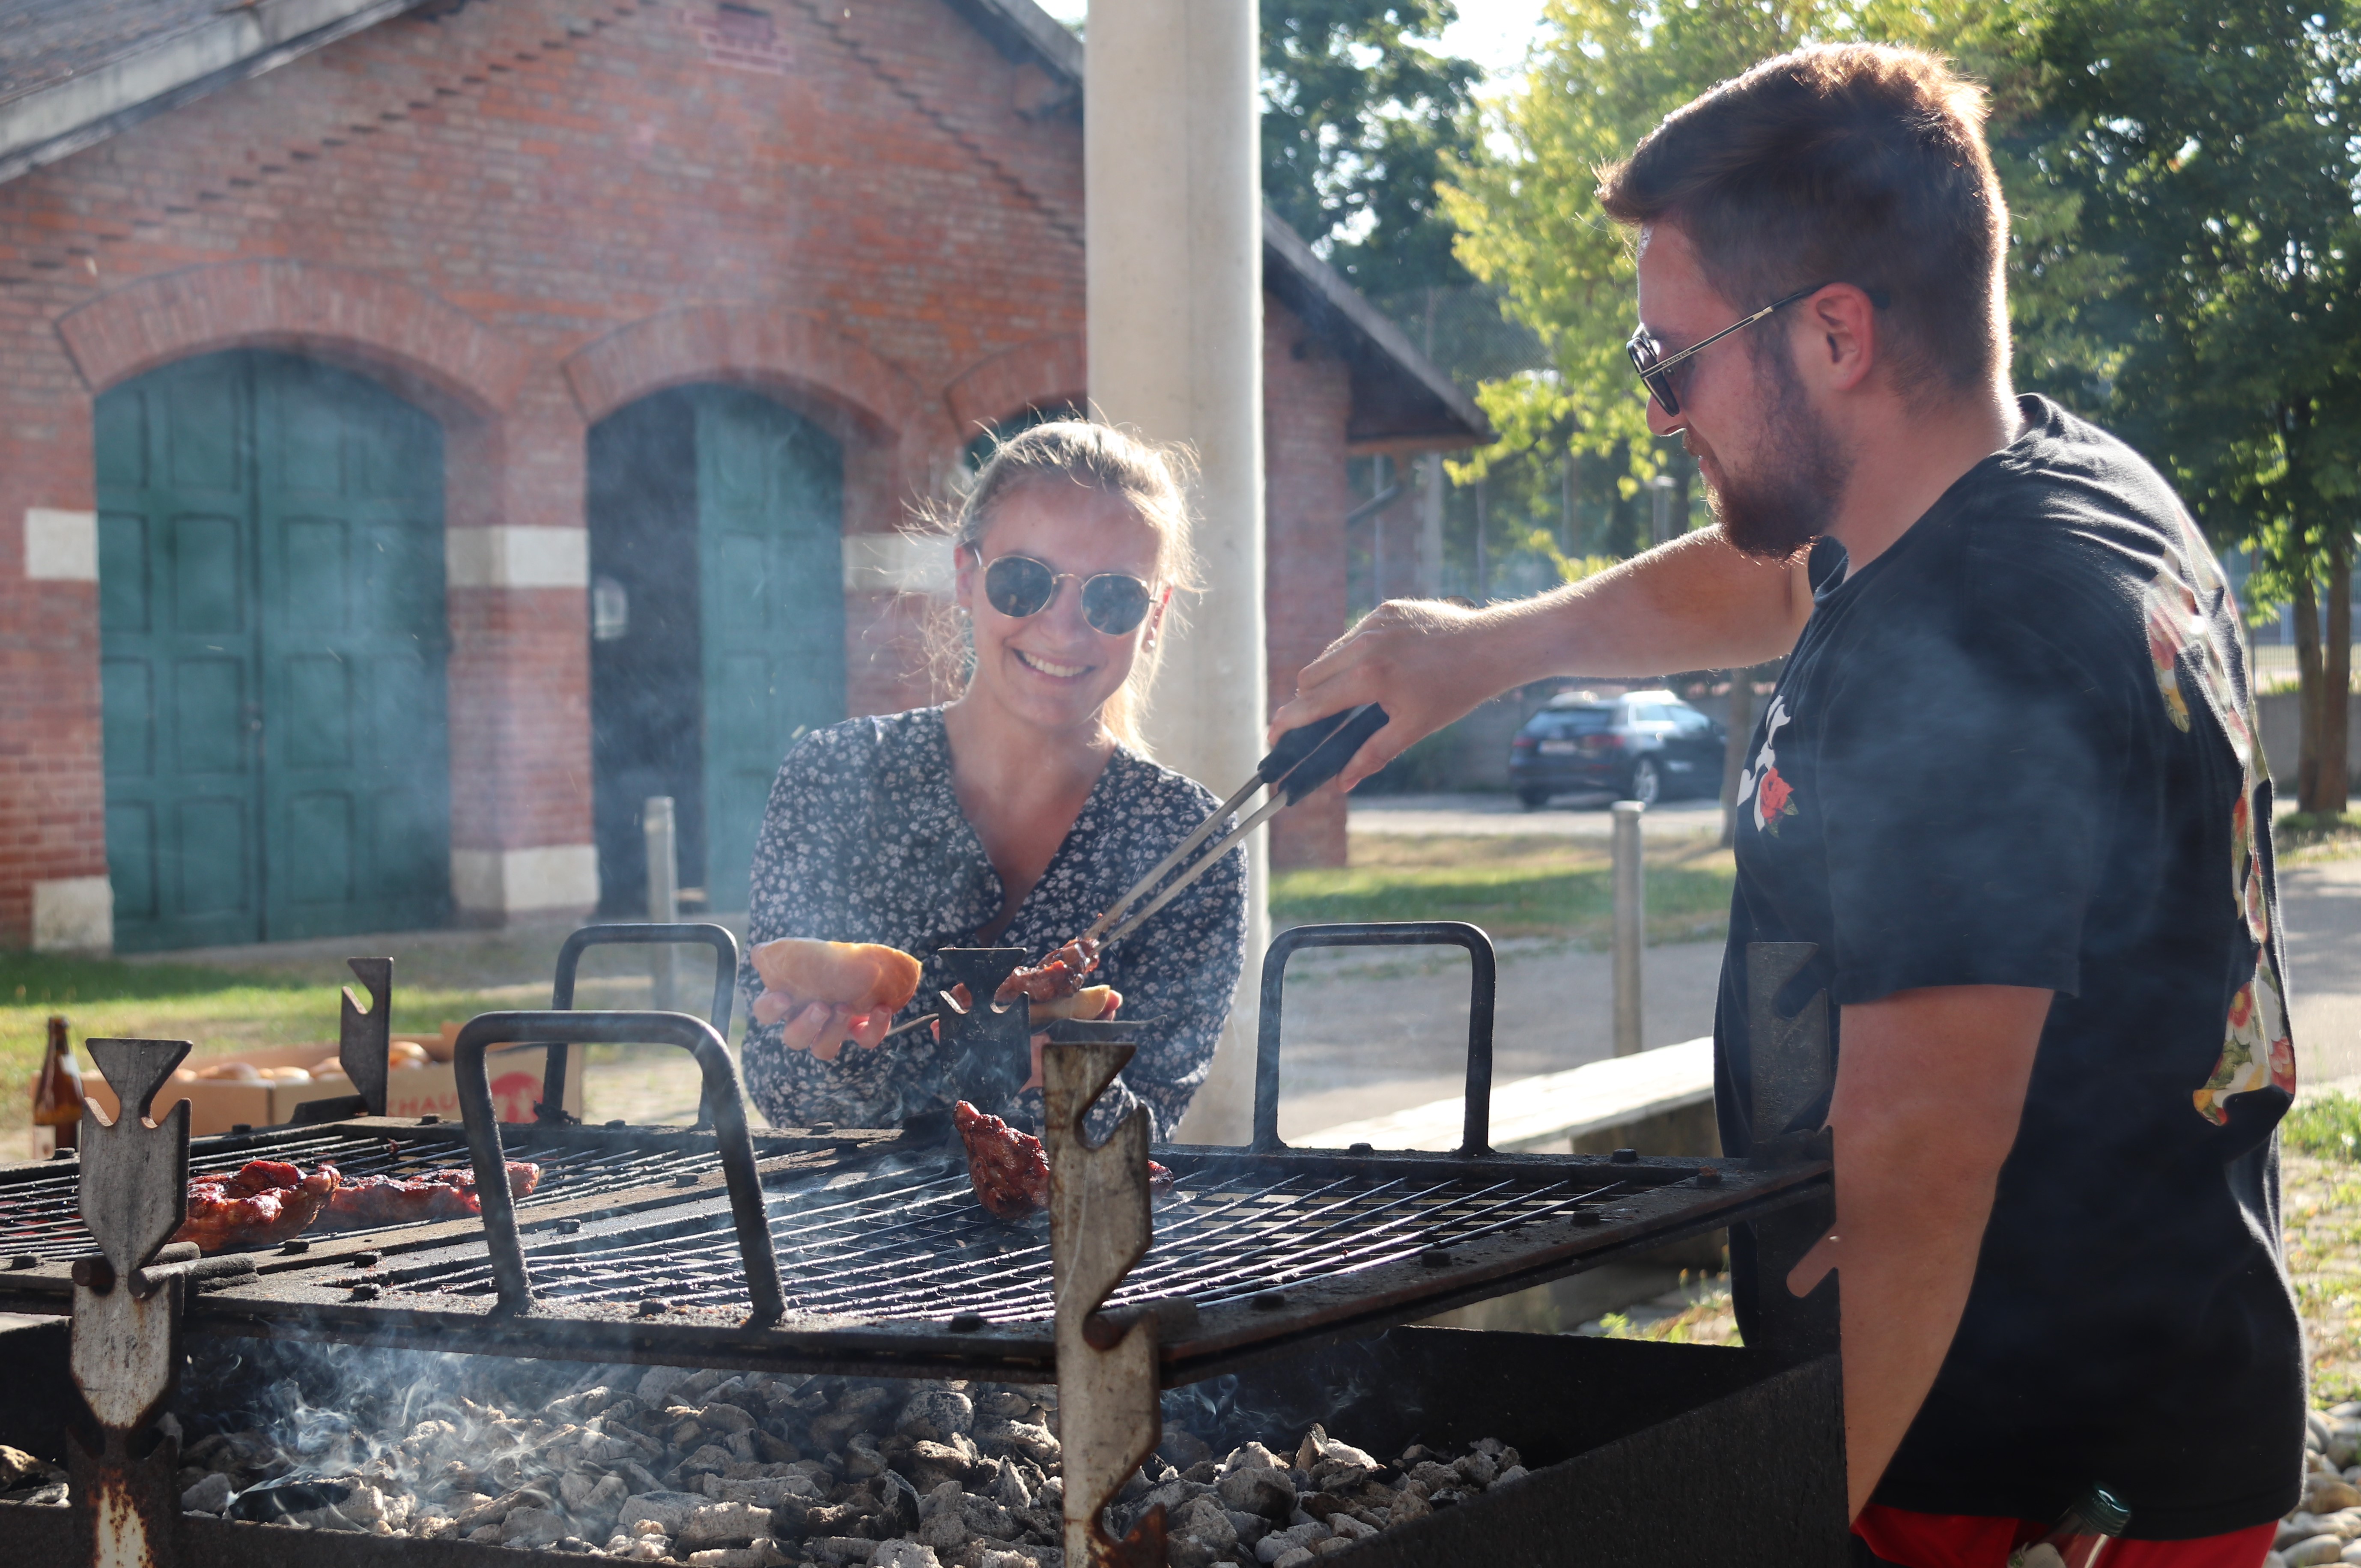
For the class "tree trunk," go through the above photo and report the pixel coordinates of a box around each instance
[2324,528,2352,815]
[1720,666,1756,848]
[2295,569,2325,812]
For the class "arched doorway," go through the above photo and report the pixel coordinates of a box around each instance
[96,350,453,951]
[587,384,845,918]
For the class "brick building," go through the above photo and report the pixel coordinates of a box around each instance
[0,0,1485,952]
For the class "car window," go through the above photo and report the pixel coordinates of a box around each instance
[1672,708,1711,735]
[1633,704,1673,723]
[1548,709,1612,735]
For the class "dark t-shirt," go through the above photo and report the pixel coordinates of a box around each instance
[1717,396,2303,1538]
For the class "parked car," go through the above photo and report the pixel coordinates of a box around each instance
[1508,689,1727,808]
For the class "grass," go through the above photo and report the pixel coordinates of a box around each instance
[2287,1091,2361,1162]
[2279,812,2361,863]
[0,933,672,1139]
[1272,831,1736,946]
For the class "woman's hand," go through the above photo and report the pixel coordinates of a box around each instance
[1020,989,1122,1092]
[753,988,893,1064]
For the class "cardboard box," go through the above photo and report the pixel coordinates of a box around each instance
[83,1036,583,1136]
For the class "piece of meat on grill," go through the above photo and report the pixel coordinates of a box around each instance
[995,938,1101,1005]
[954,1100,1174,1221]
[324,1161,543,1228]
[172,1160,342,1252]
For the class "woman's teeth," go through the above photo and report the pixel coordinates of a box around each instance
[1015,648,1087,679]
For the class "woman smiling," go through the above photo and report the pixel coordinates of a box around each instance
[736,421,1248,1138]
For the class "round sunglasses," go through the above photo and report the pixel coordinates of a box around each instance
[982,554,1156,637]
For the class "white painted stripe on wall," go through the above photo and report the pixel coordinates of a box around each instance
[32,876,113,952]
[450,844,599,915]
[446,527,590,590]
[24,508,98,581]
[843,531,954,595]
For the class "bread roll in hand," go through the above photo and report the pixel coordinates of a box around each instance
[750,938,923,1015]
[749,938,924,1062]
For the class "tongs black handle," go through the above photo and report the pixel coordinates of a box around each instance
[1258,703,1390,803]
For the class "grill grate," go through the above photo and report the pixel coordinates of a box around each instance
[382,1152,1629,1320]
[0,1129,721,1261]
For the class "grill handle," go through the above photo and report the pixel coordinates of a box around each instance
[1253,921,1497,1156]
[450,1010,784,1324]
[544,924,743,1126]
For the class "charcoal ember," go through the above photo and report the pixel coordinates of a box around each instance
[975,1550,1055,1568]
[1404,1461,1460,1496]
[679,1500,775,1548]
[752,1430,799,1464]
[808,1536,882,1565]
[870,1541,944,1568]
[1384,1489,1431,1526]
[1452,1449,1498,1488]
[989,1462,1033,1512]
[227,1469,358,1523]
[1294,1426,1378,1493]
[1215,1464,1295,1523]
[1164,1493,1240,1568]
[180,1472,235,1514]
[903,1436,980,1490]
[607,1532,673,1562]
[638,1366,696,1407]
[802,1499,875,1538]
[1227,1509,1272,1547]
[1252,1520,1332,1565]
[617,1490,707,1535]
[501,1506,572,1547]
[685,1544,791,1568]
[974,1418,1060,1468]
[972,1390,1034,1423]
[677,1402,758,1437]
[706,1473,822,1506]
[874,1467,926,1537]
[897,1388,976,1443]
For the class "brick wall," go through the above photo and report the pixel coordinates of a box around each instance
[1262,303,1355,870]
[0,0,1365,944]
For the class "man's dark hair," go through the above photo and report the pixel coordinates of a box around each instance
[1598,44,2008,398]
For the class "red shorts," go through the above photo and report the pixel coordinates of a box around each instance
[1853,1504,2277,1568]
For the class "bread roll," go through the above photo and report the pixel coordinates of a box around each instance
[1026,985,1117,1023]
[750,938,924,1015]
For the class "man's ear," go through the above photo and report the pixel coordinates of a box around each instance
[1804,284,1880,394]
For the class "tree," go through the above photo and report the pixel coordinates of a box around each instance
[2018,0,2361,811]
[1261,1,1485,298]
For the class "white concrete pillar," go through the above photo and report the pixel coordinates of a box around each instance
[1419,454,1446,597]
[1086,0,1267,1145]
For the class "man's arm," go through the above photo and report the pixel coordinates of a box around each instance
[1268,527,1813,788]
[1786,983,2051,1518]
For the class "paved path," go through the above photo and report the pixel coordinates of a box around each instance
[2284,856,2361,1091]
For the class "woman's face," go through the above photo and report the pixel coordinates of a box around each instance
[954,483,1168,737]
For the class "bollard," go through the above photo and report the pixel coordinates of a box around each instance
[1611,799,1646,1057]
[644,796,679,1012]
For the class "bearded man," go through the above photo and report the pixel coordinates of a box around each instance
[1273,43,2301,1568]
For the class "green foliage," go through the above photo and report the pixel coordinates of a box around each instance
[1270,846,1736,943]
[1262,1,1485,297]
[2286,1093,2361,1162]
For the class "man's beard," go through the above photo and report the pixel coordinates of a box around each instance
[1694,343,1851,560]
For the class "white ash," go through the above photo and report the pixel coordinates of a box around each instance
[166,1357,1528,1567]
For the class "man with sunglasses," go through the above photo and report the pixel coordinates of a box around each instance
[1273,43,2298,1568]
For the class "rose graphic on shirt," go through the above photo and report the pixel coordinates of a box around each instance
[1756,766,1798,834]
[1735,696,1794,835]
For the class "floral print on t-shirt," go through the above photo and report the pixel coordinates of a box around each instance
[734,708,1247,1141]
[2148,519,2297,1123]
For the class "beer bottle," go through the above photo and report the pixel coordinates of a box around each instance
[30,1015,85,1158]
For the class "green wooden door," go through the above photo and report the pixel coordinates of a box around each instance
[97,352,451,951]
[692,387,843,914]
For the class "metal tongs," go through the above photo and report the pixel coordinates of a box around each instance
[1084,701,1391,948]
[883,703,1390,1040]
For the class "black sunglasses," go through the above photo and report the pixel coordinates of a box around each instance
[1627,282,1845,417]
[983,554,1156,637]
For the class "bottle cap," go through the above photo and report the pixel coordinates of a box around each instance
[2075,1485,2131,1535]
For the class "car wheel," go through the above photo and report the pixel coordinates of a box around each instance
[1628,758,1662,807]
[1518,787,1550,810]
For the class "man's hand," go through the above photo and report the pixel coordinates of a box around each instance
[1786,983,2051,1518]
[1270,598,1512,792]
[1268,531,1814,793]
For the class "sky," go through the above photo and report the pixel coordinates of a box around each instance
[1028,0,1553,84]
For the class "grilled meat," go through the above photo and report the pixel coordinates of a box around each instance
[324,1161,542,1228]
[995,938,1100,1005]
[173,1160,342,1252]
[955,1101,1052,1220]
[954,1100,1173,1221]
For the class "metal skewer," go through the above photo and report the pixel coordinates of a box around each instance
[1082,703,1390,953]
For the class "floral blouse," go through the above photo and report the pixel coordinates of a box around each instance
[736,707,1247,1141]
